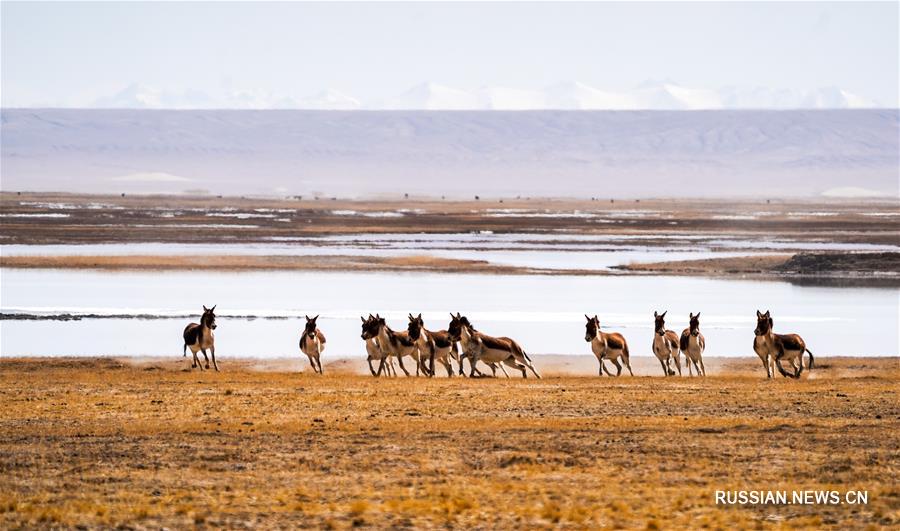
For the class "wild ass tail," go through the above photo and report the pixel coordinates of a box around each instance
[183,343,187,357]
[806,349,814,370]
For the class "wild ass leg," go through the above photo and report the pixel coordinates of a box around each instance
[396,354,411,377]
[312,353,322,374]
[611,358,622,377]
[659,358,669,377]
[502,358,528,378]
[698,357,706,377]
[442,358,453,377]
[367,357,377,376]
[775,353,793,378]
[599,358,614,376]
[759,354,771,378]
[200,348,210,370]
[191,347,203,370]
[210,345,219,372]
[623,356,634,376]
[674,352,682,376]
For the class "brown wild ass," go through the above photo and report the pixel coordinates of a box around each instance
[680,312,706,376]
[407,314,459,377]
[362,315,430,376]
[360,315,396,376]
[652,311,681,376]
[448,313,541,379]
[183,305,219,371]
[753,310,814,379]
[299,315,326,374]
[584,315,633,376]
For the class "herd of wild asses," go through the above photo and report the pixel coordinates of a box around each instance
[183,306,814,379]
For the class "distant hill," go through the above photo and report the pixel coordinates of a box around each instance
[1,109,897,198]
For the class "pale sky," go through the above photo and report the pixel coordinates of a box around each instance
[2,1,898,108]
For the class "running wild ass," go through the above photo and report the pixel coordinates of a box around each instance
[680,312,706,376]
[448,313,541,378]
[753,310,814,379]
[299,315,326,374]
[584,315,633,376]
[362,315,430,376]
[183,305,219,371]
[652,311,681,376]
[407,314,459,377]
[360,315,395,376]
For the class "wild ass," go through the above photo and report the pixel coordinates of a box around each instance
[448,313,541,379]
[360,315,396,376]
[183,305,219,371]
[652,311,681,376]
[584,315,633,376]
[299,315,326,374]
[680,313,706,376]
[407,314,459,377]
[362,315,430,376]
[753,310,814,379]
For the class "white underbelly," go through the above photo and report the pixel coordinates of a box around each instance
[478,347,512,363]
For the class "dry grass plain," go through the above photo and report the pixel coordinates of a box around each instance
[1,357,898,529]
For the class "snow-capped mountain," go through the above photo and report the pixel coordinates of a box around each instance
[379,82,481,110]
[83,81,883,110]
[297,89,361,110]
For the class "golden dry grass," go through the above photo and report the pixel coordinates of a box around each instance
[1,357,898,529]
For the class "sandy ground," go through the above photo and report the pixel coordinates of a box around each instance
[1,357,897,529]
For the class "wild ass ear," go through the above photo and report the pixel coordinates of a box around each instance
[211,305,216,312]
[361,316,366,323]
[661,311,667,318]
[313,315,319,322]
[203,305,209,311]
[764,310,770,318]
[585,314,591,322]
[418,313,422,320]
[593,315,598,322]
[757,310,763,318]
[305,315,310,321]
[654,311,658,318]
[695,312,700,319]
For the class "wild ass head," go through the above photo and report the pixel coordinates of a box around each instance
[688,312,701,336]
[653,311,667,336]
[584,315,600,342]
[201,305,217,330]
[447,312,471,341]
[303,315,319,339]
[407,313,425,340]
[361,314,384,340]
[754,310,772,336]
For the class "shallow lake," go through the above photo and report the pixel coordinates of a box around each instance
[2,269,896,359]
